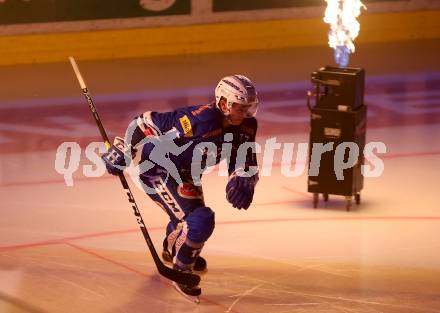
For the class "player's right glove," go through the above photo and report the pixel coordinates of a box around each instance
[101,137,136,176]
[226,170,255,210]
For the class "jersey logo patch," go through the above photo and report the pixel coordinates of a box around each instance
[179,115,193,137]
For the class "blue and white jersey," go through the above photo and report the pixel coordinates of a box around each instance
[128,103,258,179]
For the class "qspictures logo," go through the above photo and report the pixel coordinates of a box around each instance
[54,133,386,194]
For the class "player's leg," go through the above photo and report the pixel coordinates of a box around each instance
[141,172,214,270]
[162,221,207,272]
[163,206,214,299]
[139,167,214,296]
[161,178,211,270]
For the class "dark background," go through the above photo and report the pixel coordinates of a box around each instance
[0,0,191,25]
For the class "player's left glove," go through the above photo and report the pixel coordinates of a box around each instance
[226,170,255,210]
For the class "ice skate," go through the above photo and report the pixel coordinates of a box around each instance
[172,265,201,303]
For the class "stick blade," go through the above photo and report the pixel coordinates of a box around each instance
[158,264,200,287]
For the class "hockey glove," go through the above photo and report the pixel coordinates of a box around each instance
[226,172,255,210]
[101,137,136,176]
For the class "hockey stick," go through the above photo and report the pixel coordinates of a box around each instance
[68,56,200,288]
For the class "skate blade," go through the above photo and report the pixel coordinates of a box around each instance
[172,282,200,304]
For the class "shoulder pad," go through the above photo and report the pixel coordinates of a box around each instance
[189,103,222,123]
[176,104,222,138]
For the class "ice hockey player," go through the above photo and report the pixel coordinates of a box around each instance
[101,75,259,302]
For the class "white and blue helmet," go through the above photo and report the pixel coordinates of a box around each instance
[215,75,259,117]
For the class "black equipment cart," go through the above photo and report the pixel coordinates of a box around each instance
[307,66,367,211]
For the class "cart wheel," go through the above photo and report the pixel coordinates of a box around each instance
[355,193,361,205]
[323,193,329,202]
[345,196,352,211]
[313,193,319,209]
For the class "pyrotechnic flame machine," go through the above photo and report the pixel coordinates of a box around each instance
[306,1,366,111]
[324,0,366,68]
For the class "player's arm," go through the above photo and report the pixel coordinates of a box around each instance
[101,110,179,175]
[227,141,259,184]
[226,119,259,210]
[126,111,181,147]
